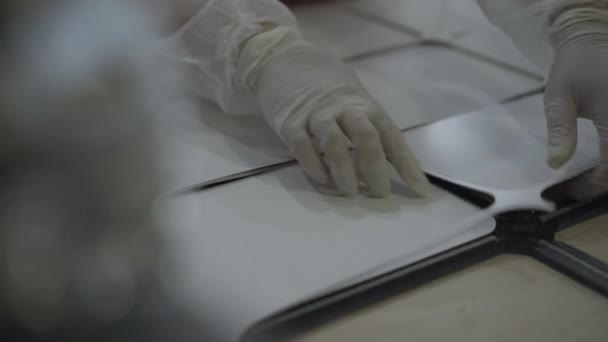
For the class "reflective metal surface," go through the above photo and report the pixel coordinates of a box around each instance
[406,95,600,212]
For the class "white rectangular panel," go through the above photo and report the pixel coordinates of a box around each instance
[161,166,495,341]
[353,45,541,130]
[405,95,600,211]
[158,100,289,191]
[347,0,492,39]
[293,3,415,59]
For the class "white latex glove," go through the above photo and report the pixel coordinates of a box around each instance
[544,6,608,200]
[163,0,429,197]
[238,27,431,197]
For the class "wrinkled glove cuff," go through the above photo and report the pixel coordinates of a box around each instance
[237,26,312,92]
[550,0,608,23]
[549,5,608,49]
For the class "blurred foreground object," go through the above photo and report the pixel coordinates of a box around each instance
[0,0,174,337]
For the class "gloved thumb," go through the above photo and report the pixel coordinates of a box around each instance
[544,63,578,169]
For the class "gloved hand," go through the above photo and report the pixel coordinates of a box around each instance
[545,6,608,200]
[238,26,431,197]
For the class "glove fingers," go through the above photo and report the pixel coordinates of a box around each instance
[284,128,329,185]
[340,111,391,198]
[310,118,359,197]
[370,112,431,196]
[387,131,432,196]
[544,62,579,169]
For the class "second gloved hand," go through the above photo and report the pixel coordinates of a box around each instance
[545,6,608,200]
[238,26,430,198]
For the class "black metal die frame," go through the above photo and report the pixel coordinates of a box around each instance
[177,117,608,342]
[245,182,608,341]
